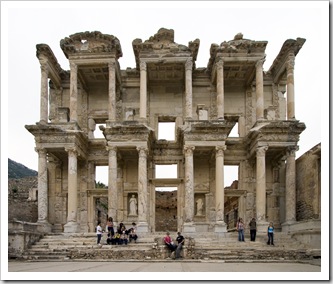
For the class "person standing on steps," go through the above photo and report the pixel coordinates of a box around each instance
[106,217,114,237]
[96,221,103,246]
[267,222,275,245]
[236,218,245,242]
[249,217,257,242]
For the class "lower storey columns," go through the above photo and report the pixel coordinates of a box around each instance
[256,146,269,231]
[183,145,196,233]
[215,146,227,233]
[64,147,79,233]
[107,145,118,222]
[137,146,149,233]
[35,147,51,233]
[282,146,298,232]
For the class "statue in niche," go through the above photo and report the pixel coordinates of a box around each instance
[196,198,204,216]
[129,194,138,215]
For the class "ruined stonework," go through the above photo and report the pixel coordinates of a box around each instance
[25,28,310,235]
[296,143,321,220]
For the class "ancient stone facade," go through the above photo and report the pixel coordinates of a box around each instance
[26,28,308,235]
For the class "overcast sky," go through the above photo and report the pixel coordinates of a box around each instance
[2,1,328,186]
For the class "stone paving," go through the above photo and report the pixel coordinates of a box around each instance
[5,259,324,281]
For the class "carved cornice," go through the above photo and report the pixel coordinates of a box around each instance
[207,33,268,75]
[132,28,198,70]
[267,38,306,83]
[60,31,122,59]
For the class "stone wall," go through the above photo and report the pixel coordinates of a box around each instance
[8,177,38,223]
[296,143,321,221]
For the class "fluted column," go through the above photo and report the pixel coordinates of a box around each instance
[256,146,268,227]
[107,144,117,220]
[216,59,224,119]
[286,54,295,119]
[215,146,226,224]
[185,58,193,119]
[69,62,78,122]
[39,60,49,123]
[285,146,297,223]
[35,147,49,224]
[139,60,147,119]
[64,147,79,233]
[108,61,116,121]
[184,146,195,223]
[256,59,265,120]
[137,146,149,232]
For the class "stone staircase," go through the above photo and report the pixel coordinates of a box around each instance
[21,231,320,262]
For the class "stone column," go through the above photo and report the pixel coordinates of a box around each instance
[185,58,193,119]
[139,60,147,119]
[108,61,116,121]
[286,54,295,120]
[64,147,79,233]
[35,147,51,232]
[39,61,49,123]
[216,59,224,120]
[107,144,117,221]
[285,146,297,223]
[215,146,227,232]
[69,62,78,122]
[256,146,268,231]
[183,145,195,233]
[256,59,265,120]
[137,146,149,232]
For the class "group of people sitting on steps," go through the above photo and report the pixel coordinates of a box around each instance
[96,217,138,246]
[164,231,185,260]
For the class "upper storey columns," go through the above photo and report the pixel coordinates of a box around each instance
[39,60,49,123]
[69,62,78,122]
[108,61,117,121]
[185,58,193,119]
[139,60,147,119]
[216,59,224,120]
[68,59,117,123]
[256,59,265,120]
[286,54,295,120]
[139,57,194,120]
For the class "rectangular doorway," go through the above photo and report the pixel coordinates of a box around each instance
[155,187,177,232]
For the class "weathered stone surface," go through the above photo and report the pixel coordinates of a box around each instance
[20,28,319,251]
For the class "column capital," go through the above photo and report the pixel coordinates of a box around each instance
[184,145,195,156]
[256,58,265,68]
[35,147,47,155]
[70,61,78,71]
[216,145,227,157]
[40,62,49,73]
[215,58,224,70]
[106,144,117,153]
[286,55,295,71]
[256,145,268,156]
[137,146,148,157]
[108,61,116,70]
[139,60,147,71]
[185,58,193,71]
[286,146,298,157]
[65,147,78,156]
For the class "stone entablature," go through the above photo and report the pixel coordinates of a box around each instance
[25,28,309,235]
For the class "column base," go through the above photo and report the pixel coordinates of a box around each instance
[64,221,80,233]
[281,220,297,233]
[183,223,196,233]
[137,222,149,233]
[36,220,52,233]
[214,222,227,233]
[257,221,269,233]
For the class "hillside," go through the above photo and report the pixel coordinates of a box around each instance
[8,159,37,179]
